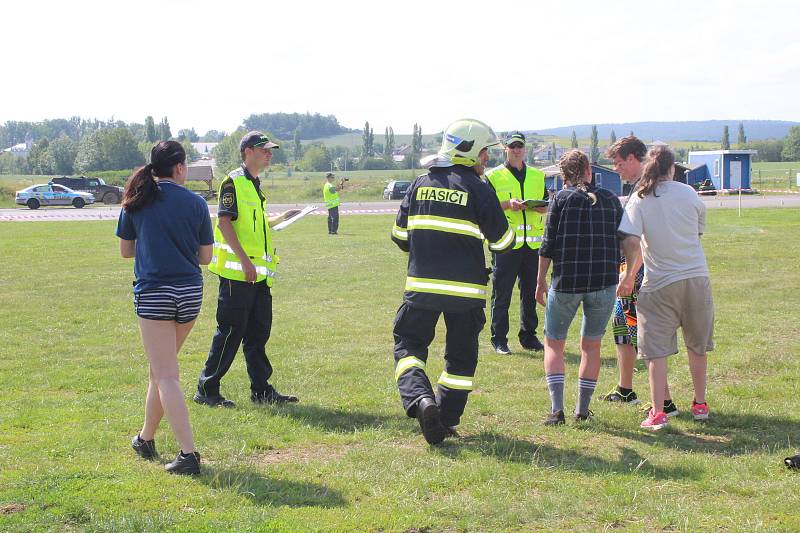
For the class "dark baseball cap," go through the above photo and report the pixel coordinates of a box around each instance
[240,131,279,151]
[505,131,526,146]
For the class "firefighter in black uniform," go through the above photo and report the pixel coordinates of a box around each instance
[390,118,514,444]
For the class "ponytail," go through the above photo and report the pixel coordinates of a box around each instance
[637,145,675,198]
[122,164,159,213]
[122,140,186,213]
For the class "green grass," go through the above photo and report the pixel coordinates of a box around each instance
[1,208,799,530]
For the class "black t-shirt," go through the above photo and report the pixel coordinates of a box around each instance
[504,161,526,187]
[217,165,264,220]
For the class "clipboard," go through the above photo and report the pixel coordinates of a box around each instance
[522,199,549,209]
[272,205,317,231]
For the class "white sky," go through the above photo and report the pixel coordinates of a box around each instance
[2,0,799,135]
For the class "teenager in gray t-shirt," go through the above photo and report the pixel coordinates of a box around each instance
[618,146,713,431]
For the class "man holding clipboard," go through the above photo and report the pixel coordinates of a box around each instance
[485,131,548,354]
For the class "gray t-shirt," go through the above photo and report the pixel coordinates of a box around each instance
[618,180,708,292]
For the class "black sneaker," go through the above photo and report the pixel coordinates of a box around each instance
[544,410,565,426]
[785,454,800,469]
[416,397,446,445]
[601,388,641,405]
[193,392,236,408]
[165,451,201,475]
[493,343,511,355]
[131,434,157,460]
[641,400,680,417]
[574,410,594,422]
[520,336,544,351]
[251,389,299,404]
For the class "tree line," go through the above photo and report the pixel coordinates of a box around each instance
[0,116,223,175]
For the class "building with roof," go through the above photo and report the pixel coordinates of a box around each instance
[541,163,622,195]
[687,150,757,190]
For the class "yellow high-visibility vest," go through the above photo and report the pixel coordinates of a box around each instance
[485,164,545,250]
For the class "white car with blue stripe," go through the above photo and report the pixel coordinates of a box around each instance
[15,183,96,210]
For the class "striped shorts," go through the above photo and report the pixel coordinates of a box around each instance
[133,284,204,324]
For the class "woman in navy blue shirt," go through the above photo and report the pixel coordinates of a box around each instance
[116,141,213,475]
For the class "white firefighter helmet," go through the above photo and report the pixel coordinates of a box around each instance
[437,118,499,167]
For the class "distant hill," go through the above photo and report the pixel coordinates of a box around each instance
[531,120,798,142]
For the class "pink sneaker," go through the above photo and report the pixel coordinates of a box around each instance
[640,409,668,430]
[691,401,709,420]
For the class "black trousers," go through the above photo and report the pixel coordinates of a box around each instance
[327,206,339,234]
[393,302,485,427]
[490,246,540,347]
[197,277,273,397]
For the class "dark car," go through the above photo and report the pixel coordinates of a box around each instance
[50,176,124,204]
[383,180,411,200]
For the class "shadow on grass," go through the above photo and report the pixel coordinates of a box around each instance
[279,403,405,433]
[433,431,702,481]
[600,412,799,457]
[200,466,346,508]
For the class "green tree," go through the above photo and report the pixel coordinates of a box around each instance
[177,128,199,142]
[361,121,374,158]
[159,117,172,141]
[99,128,145,170]
[300,143,332,171]
[213,130,248,174]
[27,137,53,175]
[293,128,302,160]
[74,132,106,173]
[550,142,557,164]
[570,130,578,149]
[49,133,77,174]
[144,116,158,143]
[610,129,617,145]
[781,126,800,161]
[180,139,199,161]
[590,125,600,163]
[200,130,225,142]
[737,122,746,148]
[721,125,730,150]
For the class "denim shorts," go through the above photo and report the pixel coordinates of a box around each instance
[544,285,616,341]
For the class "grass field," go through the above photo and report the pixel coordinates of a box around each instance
[1,208,799,531]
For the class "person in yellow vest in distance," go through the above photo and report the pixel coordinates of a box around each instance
[323,172,345,235]
[194,131,300,408]
[485,131,547,355]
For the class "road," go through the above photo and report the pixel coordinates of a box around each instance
[0,195,798,222]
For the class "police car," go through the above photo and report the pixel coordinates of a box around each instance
[15,183,96,210]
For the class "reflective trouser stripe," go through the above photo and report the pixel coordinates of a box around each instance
[489,225,514,251]
[392,224,408,240]
[224,261,276,278]
[407,215,483,239]
[395,356,426,381]
[437,372,474,391]
[405,277,488,300]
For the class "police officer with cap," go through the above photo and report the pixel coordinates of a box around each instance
[194,131,300,408]
[485,131,547,354]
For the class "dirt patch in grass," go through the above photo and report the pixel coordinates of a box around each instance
[0,503,26,515]
[252,443,351,465]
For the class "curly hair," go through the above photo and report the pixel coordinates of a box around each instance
[558,149,596,204]
[637,145,675,198]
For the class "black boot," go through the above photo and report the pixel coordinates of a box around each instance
[252,387,299,404]
[165,451,201,475]
[416,397,446,445]
[131,434,157,460]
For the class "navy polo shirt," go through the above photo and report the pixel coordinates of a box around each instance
[116,181,214,293]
